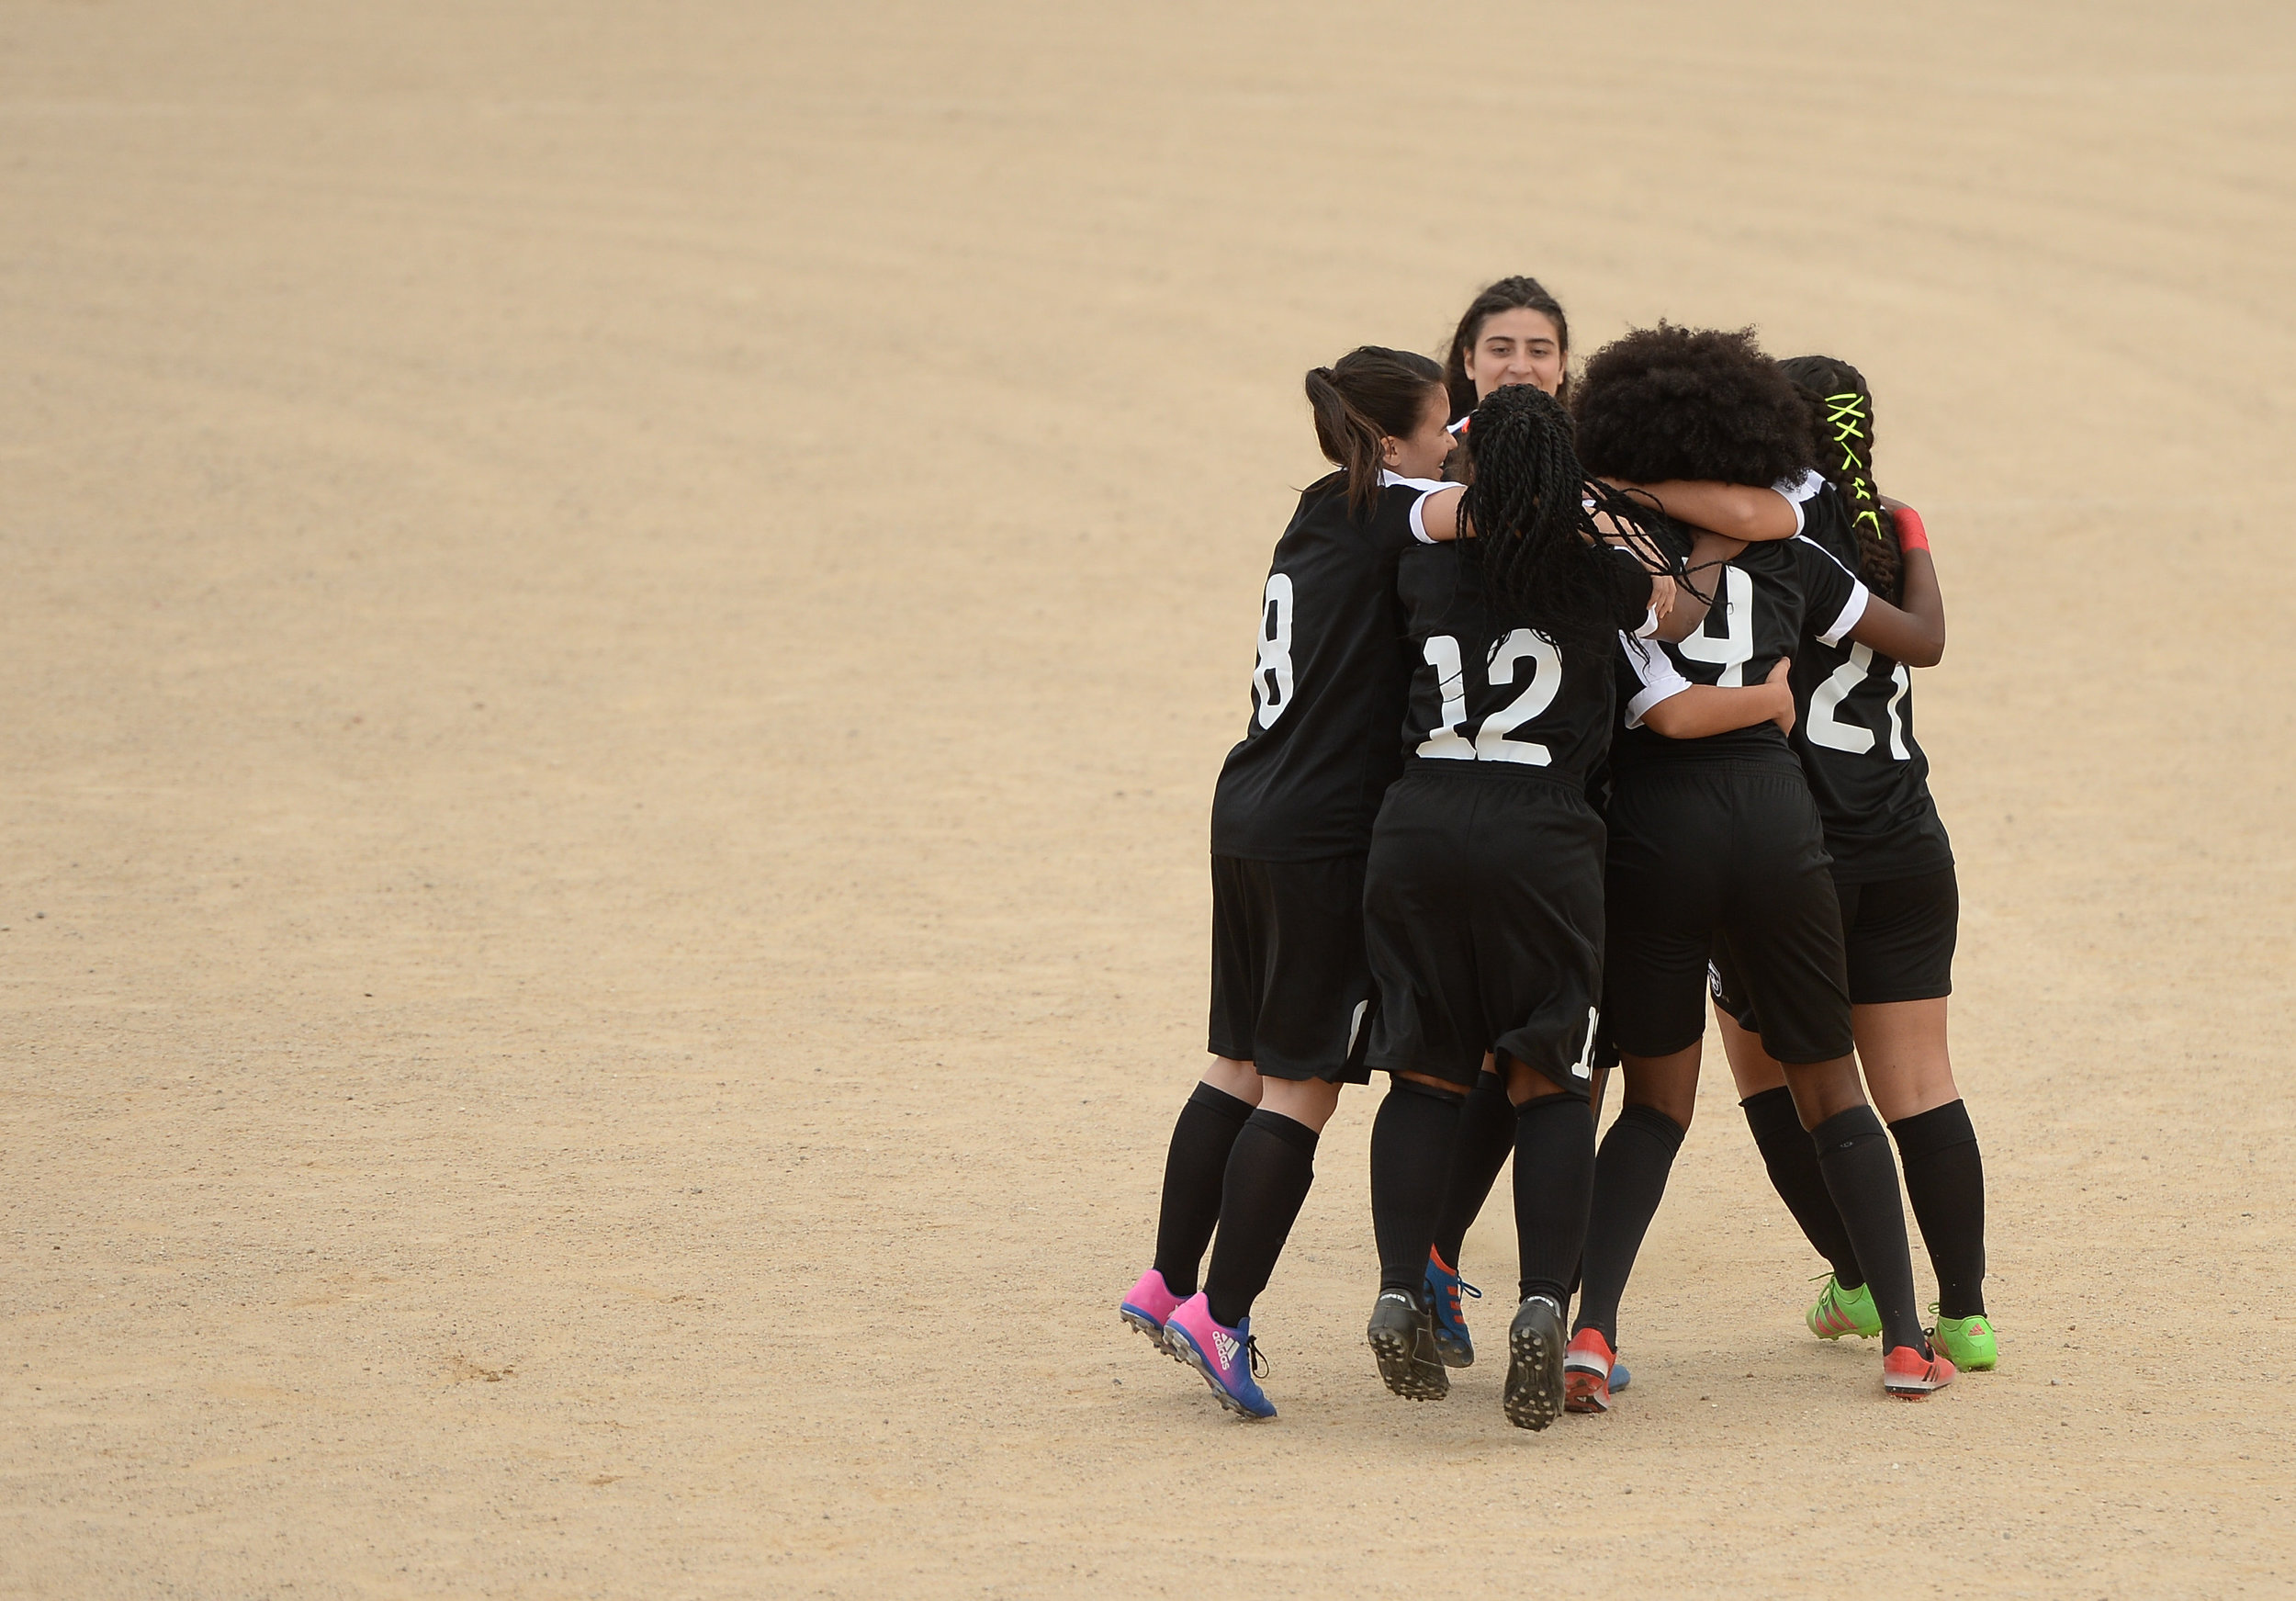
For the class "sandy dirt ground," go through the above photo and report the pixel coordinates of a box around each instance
[3,2,2292,1595]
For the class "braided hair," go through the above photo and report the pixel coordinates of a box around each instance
[1461,385,1678,653]
[1777,355,1899,601]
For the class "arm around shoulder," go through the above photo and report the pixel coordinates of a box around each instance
[1642,660,1796,740]
[1844,511,1945,666]
[1412,486,1466,543]
[1605,479,1800,543]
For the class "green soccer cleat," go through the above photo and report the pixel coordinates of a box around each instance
[1806,1272,1882,1341]
[1930,1309,1998,1371]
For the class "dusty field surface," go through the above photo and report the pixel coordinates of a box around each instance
[4,2,2293,1595]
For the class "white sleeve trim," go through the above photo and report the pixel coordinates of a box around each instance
[1619,636,1692,728]
[1792,535,1870,646]
[1818,581,1870,647]
[1406,485,1459,544]
[1408,492,1436,544]
[1380,469,1454,492]
[1772,469,1824,536]
[1634,604,1661,639]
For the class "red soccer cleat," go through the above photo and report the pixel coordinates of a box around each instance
[1882,1343,1957,1399]
[1563,1327,1617,1414]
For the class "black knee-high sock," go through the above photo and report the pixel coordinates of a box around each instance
[1810,1105,1922,1352]
[1571,1105,1686,1347]
[1513,1094,1595,1307]
[1369,1078,1466,1296]
[1151,1082,1255,1297]
[1203,1110,1319,1328]
[1431,1071,1515,1269]
[1741,1087,1863,1289]
[1892,1100,1987,1319]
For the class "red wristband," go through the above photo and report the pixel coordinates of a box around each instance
[1893,504,1930,554]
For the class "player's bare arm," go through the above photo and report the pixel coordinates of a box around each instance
[1601,479,1800,542]
[1641,659,1796,739]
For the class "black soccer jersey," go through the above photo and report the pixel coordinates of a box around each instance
[1784,488,1954,883]
[1611,532,1870,773]
[1390,538,1649,797]
[1210,470,1449,862]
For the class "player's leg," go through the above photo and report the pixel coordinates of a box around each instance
[1476,791,1606,1431]
[1500,1049,1596,1432]
[1163,856,1370,1419]
[1570,1043,1696,1392]
[1359,775,1490,1402]
[1123,860,1270,1349]
[1124,1055,1259,1345]
[1573,1054,1631,1396]
[1724,776,1947,1396]
[1711,937,1875,1338]
[1366,1073,1469,1400]
[1846,867,1992,1369]
[1568,772,1720,1410]
[1424,1057,1507,1367]
[1773,1054,1944,1395]
[1197,1072,1344,1341]
[1723,1011,1880,1340]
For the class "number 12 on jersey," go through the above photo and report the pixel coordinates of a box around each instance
[1416,629,1562,765]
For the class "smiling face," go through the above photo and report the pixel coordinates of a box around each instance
[1462,307,1568,400]
[1379,385,1458,480]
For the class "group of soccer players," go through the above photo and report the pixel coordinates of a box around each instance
[1119,276,1996,1429]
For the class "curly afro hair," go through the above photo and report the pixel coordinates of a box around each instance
[1570,323,1816,488]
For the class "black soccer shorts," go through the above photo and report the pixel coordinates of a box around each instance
[1712,865,1958,1028]
[1207,853,1375,1083]
[1603,763,1852,1065]
[1361,771,1604,1096]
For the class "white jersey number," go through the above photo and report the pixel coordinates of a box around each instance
[1806,642,1912,760]
[1415,628,1561,766]
[1676,566,1753,686]
[1253,573,1295,729]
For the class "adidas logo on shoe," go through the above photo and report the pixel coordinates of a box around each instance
[1213,1330,1240,1369]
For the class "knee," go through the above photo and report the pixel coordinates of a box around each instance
[1620,1069,1696,1129]
[1390,1070,1467,1105]
[1203,1056,1263,1104]
[1782,1056,1866,1129]
[1260,1074,1343,1133]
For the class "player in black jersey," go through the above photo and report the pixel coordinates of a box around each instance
[1351,384,1797,1429]
[1120,345,1458,1420]
[1562,324,1958,1405]
[1416,279,1818,1381]
[1707,355,1996,1374]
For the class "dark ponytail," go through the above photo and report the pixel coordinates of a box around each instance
[1777,355,1899,601]
[1304,346,1447,518]
[1462,384,1678,653]
[1442,276,1571,422]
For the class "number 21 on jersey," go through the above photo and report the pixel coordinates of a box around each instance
[1806,642,1911,758]
[1416,628,1561,765]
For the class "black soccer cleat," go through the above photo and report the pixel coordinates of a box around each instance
[1503,1295,1567,1431]
[1366,1289,1450,1402]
